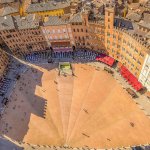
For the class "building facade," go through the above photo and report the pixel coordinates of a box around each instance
[0,49,10,79]
[70,12,105,52]
[0,5,149,91]
[25,1,71,17]
[139,54,150,91]
[41,16,74,51]
[0,14,48,56]
[104,5,149,79]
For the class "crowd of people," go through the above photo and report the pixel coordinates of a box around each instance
[52,51,73,59]
[24,51,51,62]
[0,78,11,96]
[74,50,97,61]
[24,49,99,63]
[0,58,27,110]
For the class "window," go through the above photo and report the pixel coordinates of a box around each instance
[64,35,68,39]
[137,61,141,65]
[43,30,46,34]
[63,29,66,33]
[131,64,134,67]
[52,29,55,33]
[134,48,138,53]
[127,42,130,46]
[140,52,144,57]
[122,47,125,51]
[68,28,71,32]
[107,40,110,44]
[131,44,134,49]
[112,42,115,46]
[123,39,126,44]
[117,45,120,48]
[113,35,116,39]
[107,32,110,36]
[6,35,12,38]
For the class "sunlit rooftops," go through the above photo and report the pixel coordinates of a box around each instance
[43,16,68,26]
[13,14,40,29]
[0,15,15,30]
[0,0,15,4]
[26,0,71,13]
[0,4,19,17]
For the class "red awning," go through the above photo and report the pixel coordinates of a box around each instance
[96,54,115,67]
[120,66,143,91]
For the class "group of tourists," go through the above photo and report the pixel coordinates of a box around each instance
[24,49,99,63]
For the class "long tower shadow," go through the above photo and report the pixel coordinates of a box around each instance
[0,64,57,142]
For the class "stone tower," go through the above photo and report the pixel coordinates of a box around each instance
[104,4,115,55]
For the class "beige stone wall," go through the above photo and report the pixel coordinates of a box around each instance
[71,22,88,48]
[104,6,148,78]
[105,25,148,78]
[88,22,105,52]
[139,54,150,91]
[70,13,105,52]
[119,31,147,77]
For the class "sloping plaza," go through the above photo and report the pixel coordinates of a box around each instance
[0,62,150,149]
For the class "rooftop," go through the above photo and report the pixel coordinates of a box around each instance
[0,14,40,31]
[26,0,70,13]
[114,17,134,30]
[0,15,15,30]
[138,21,150,30]
[0,4,19,16]
[43,16,68,26]
[12,14,39,29]
[70,13,82,23]
[126,12,141,22]
[0,0,16,4]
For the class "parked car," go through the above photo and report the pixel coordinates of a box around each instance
[104,67,114,74]
[126,88,137,98]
